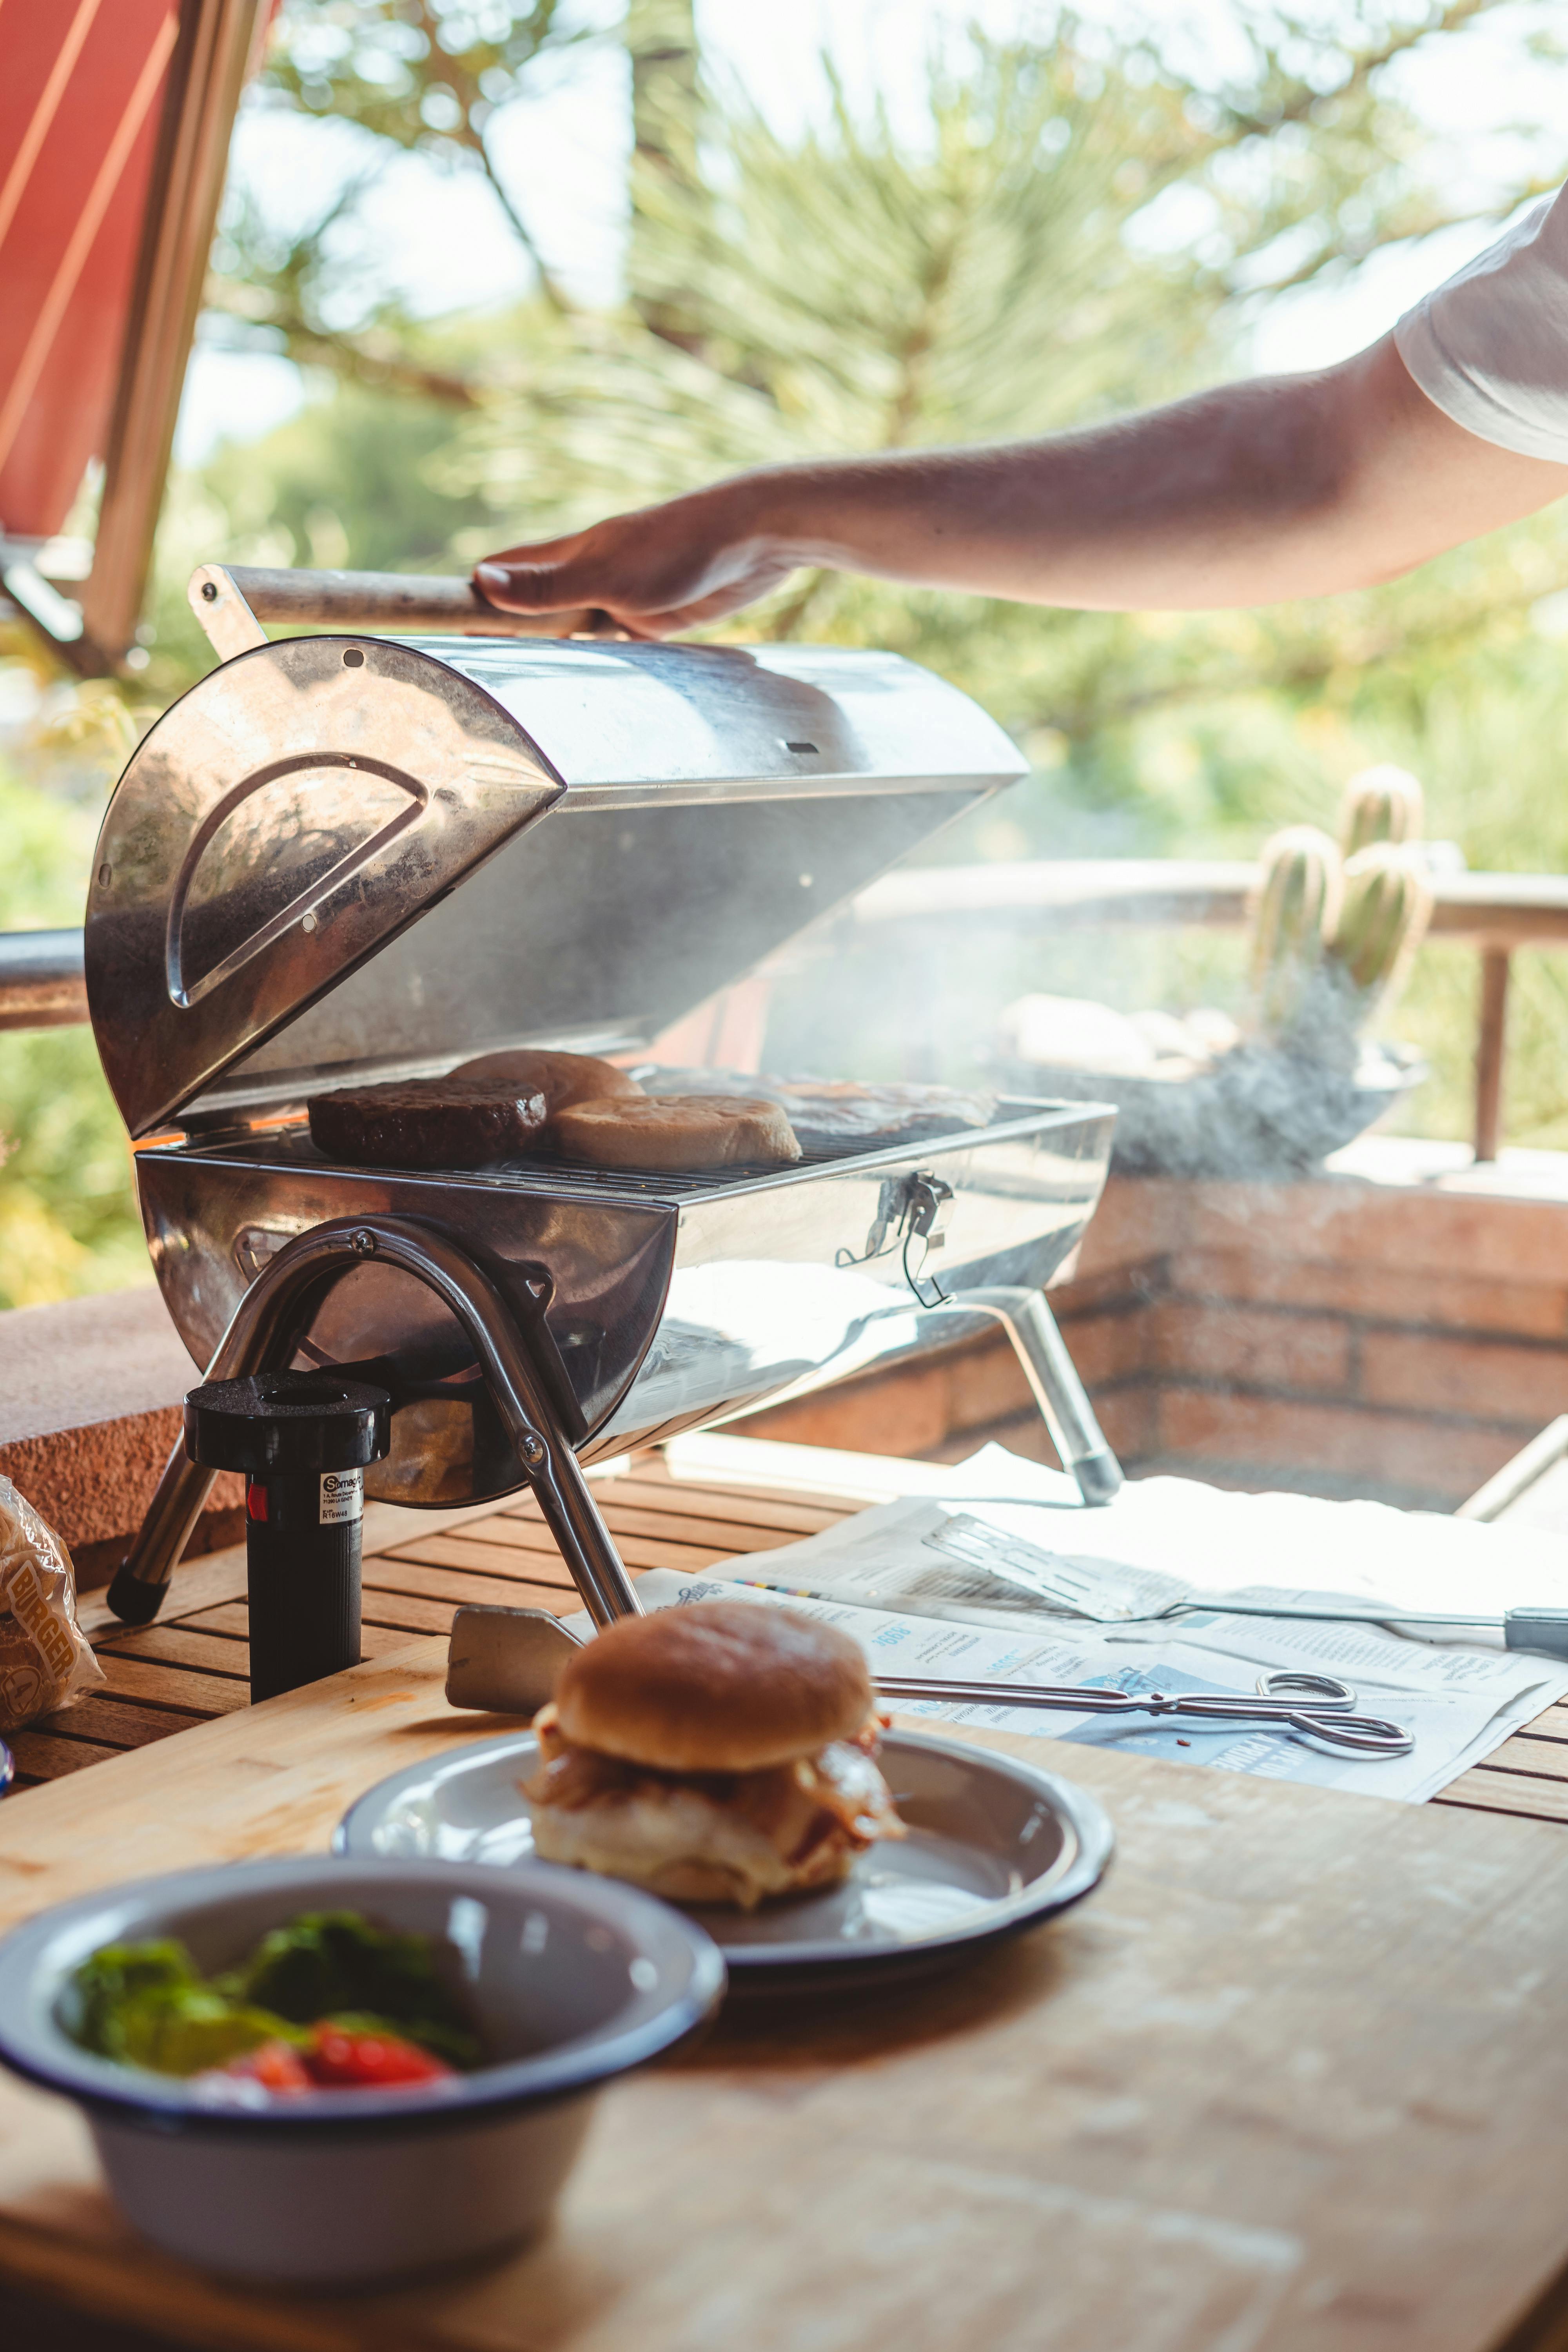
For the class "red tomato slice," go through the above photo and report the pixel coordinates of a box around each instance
[305,2026,454,2088]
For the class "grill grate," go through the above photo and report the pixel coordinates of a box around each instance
[539,1121,1010,1198]
[187,1100,1077,1198]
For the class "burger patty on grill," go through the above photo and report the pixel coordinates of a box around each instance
[307,1078,550,1169]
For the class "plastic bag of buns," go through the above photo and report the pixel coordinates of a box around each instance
[0,1476,102,1732]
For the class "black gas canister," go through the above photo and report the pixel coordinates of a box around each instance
[183,1372,391,1703]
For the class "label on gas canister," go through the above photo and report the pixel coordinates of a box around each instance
[319,1468,363,1526]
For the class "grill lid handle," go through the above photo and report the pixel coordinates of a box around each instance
[187,563,619,658]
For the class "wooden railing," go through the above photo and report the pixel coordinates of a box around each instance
[5,862,1566,1156]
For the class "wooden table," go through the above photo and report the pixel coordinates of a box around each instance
[9,1447,1568,2351]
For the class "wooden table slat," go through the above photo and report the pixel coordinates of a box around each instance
[1466,1729,1568,1779]
[75,1550,249,1642]
[91,1655,250,1717]
[369,1581,596,1635]
[51,1467,1568,1838]
[1435,1766,1568,1822]
[1504,1712,1568,1748]
[563,1474,854,1534]
[94,1627,251,1680]
[379,1531,583,1581]
[5,1731,122,1780]
[172,1603,250,1639]
[363,1553,593,1612]
[385,1527,727,1579]
[595,1501,836,1553]
[610,1469,877,1517]
[33,1697,198,1752]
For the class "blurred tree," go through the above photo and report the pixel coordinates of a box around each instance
[0,759,149,1307]
[205,0,597,403]
[625,0,706,351]
[447,9,1567,702]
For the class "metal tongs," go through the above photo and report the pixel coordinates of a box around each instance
[442,1607,1414,1758]
[875,1668,1414,1757]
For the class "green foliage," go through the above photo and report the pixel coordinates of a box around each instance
[142,380,495,697]
[0,760,147,1308]
[212,0,595,367]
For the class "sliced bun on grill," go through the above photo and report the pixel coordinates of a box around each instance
[641,1067,994,1147]
[522,1601,902,1910]
[308,1078,548,1169]
[550,1093,800,1171]
[450,1048,642,1115]
[555,1599,873,1771]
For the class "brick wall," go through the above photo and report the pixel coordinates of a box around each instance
[0,1288,243,1586]
[737,1147,1568,1512]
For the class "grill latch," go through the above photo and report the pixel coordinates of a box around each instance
[837,1168,955,1298]
[900,1170,954,1305]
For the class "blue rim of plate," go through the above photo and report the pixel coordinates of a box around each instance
[0,1739,12,1797]
[335,1728,1116,1985]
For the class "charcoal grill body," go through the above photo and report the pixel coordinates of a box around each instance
[87,585,1117,1627]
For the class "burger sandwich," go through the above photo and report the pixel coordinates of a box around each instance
[522,1600,904,1909]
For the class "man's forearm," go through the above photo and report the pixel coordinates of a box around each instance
[476,334,1568,634]
[725,374,1351,610]
[696,337,1565,610]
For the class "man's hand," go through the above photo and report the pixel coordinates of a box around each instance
[474,485,798,639]
[474,337,1568,632]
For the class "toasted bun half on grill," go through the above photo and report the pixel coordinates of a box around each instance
[450,1048,643,1115]
[550,1093,800,1171]
[522,1601,903,1909]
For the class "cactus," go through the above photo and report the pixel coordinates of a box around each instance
[1247,826,1343,1039]
[1337,764,1425,860]
[1326,841,1434,1020]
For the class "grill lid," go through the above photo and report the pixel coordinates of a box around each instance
[86,616,1025,1140]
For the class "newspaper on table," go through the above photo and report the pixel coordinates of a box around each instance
[582,1445,1568,1804]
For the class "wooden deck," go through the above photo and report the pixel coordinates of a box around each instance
[12,1450,1568,1828]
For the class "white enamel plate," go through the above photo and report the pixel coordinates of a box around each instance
[336,1730,1114,1990]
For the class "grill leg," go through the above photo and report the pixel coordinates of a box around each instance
[944,1286,1123,1506]
[107,1448,220,1624]
[108,1215,641,1629]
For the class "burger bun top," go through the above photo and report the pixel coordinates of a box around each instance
[554,1599,873,1772]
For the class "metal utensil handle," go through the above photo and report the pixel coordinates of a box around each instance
[108,1215,641,1630]
[1163,1599,1568,1658]
[187,562,617,659]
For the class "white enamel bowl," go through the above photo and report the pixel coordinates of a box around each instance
[0,1854,724,2287]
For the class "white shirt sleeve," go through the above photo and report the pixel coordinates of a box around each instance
[1395,187,1568,463]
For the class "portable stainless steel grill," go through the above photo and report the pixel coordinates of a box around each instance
[94,566,1120,1635]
